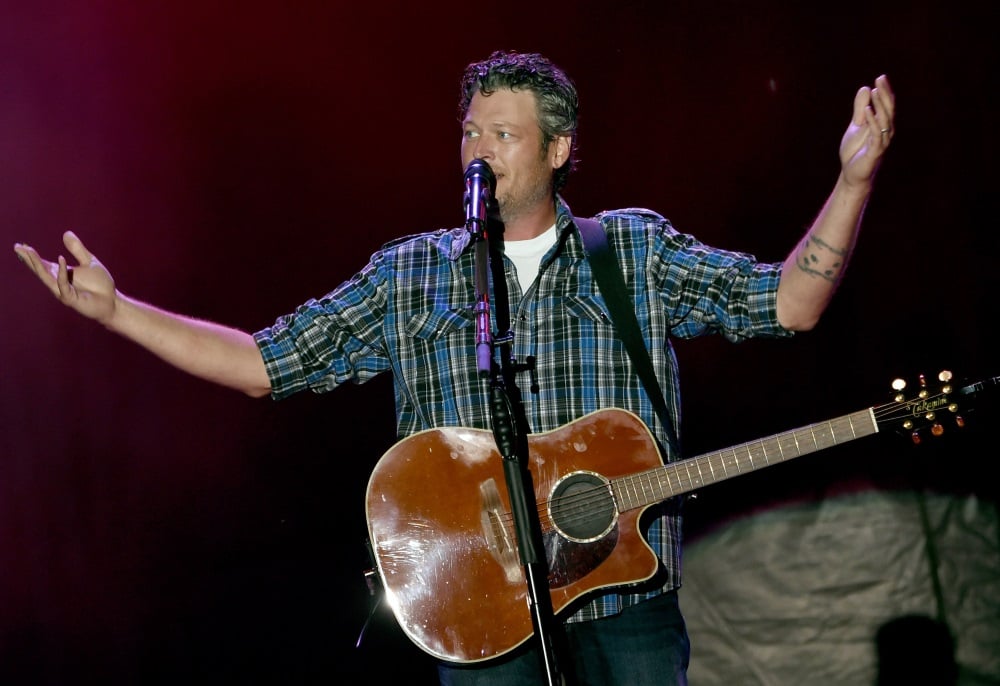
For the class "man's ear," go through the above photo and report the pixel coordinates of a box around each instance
[551,135,572,169]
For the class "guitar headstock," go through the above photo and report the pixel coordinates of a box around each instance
[877,370,965,444]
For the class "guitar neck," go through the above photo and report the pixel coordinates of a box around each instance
[612,408,878,510]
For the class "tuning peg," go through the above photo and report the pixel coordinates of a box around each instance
[892,377,907,403]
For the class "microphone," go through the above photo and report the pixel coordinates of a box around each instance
[463,159,496,376]
[463,159,495,235]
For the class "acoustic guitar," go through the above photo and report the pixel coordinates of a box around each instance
[365,370,995,663]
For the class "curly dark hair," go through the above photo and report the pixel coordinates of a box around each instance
[459,50,579,193]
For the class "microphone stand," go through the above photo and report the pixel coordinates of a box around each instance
[464,161,569,685]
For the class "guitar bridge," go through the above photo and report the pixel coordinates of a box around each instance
[480,478,521,583]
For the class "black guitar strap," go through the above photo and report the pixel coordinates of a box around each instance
[574,216,681,458]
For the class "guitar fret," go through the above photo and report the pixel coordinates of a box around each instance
[647,474,660,502]
[620,476,638,509]
[749,441,768,467]
[636,474,653,504]
[634,476,648,506]
[698,460,716,483]
[694,460,707,490]
[684,463,694,487]
[669,466,682,495]
[728,448,741,473]
[646,474,658,501]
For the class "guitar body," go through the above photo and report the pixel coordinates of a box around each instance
[365,408,664,664]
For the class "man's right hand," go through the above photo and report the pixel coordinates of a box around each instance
[15,230,272,397]
[14,231,118,325]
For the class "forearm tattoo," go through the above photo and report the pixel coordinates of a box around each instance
[796,233,847,282]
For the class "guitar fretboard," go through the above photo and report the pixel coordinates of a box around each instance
[612,408,878,510]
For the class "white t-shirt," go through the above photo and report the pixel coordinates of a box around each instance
[503,224,557,292]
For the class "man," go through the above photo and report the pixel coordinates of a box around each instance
[13,50,895,685]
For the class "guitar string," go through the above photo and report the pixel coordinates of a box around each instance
[492,389,958,535]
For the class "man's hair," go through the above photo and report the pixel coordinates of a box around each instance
[459,50,579,193]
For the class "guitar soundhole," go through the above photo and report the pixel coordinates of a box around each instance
[549,472,617,543]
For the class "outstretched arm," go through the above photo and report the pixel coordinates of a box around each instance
[776,74,896,331]
[13,231,273,398]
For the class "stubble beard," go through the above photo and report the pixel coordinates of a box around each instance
[495,173,555,227]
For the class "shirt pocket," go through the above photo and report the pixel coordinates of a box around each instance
[562,294,612,325]
[405,306,476,341]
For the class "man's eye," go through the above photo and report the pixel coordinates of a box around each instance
[498,131,511,139]
[464,130,479,139]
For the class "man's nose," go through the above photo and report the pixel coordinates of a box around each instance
[471,139,494,162]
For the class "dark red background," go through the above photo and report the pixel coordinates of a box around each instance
[2,1,996,683]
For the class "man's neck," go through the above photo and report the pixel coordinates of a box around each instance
[501,202,558,241]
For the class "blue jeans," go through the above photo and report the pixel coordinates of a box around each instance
[437,590,689,686]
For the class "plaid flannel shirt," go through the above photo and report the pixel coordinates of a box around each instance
[253,196,790,622]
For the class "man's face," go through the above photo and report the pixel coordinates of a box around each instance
[461,88,564,225]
